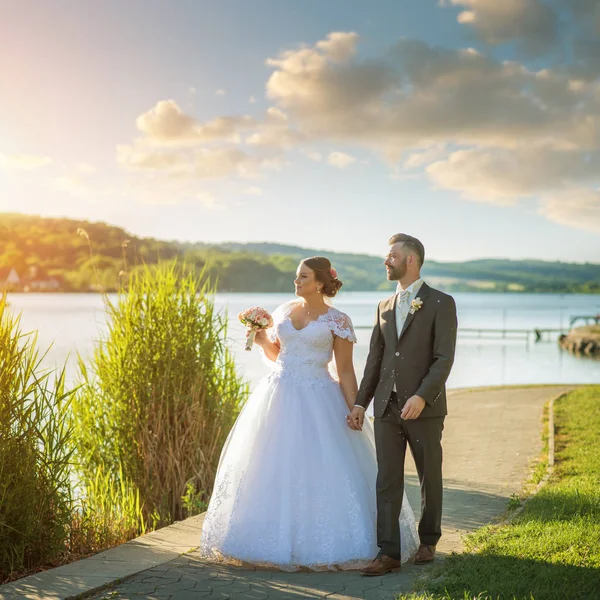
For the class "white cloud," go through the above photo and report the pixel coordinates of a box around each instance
[190,148,263,179]
[540,189,600,233]
[244,108,302,148]
[118,30,600,234]
[215,89,226,96]
[327,151,357,169]
[315,31,360,62]
[266,32,397,138]
[136,100,256,144]
[117,144,187,170]
[427,146,600,202]
[117,141,281,181]
[0,153,53,170]
[136,101,198,143]
[447,1,600,78]
[125,102,291,180]
[245,127,302,148]
[449,0,558,56]
[262,31,600,231]
[264,34,600,153]
[404,144,448,169]
[266,107,288,122]
[249,95,257,104]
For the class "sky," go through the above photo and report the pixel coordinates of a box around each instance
[1,0,600,262]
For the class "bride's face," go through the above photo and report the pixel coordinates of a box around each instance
[294,263,321,298]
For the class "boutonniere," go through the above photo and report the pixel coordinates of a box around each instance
[410,297,423,314]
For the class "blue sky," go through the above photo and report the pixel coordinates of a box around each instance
[1,0,599,262]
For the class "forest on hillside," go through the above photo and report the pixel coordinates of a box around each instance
[1,214,599,294]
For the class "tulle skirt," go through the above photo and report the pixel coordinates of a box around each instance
[199,369,419,570]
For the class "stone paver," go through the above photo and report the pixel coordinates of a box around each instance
[0,516,205,600]
[0,386,572,600]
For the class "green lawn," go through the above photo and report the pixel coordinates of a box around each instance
[401,386,600,600]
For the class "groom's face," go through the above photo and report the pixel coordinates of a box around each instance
[384,243,408,281]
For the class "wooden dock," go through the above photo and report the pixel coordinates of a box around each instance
[458,328,565,341]
[569,315,600,328]
[351,313,600,343]
[353,325,566,342]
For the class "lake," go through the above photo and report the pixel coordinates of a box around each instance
[5,292,600,393]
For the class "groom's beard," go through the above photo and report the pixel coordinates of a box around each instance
[387,261,407,281]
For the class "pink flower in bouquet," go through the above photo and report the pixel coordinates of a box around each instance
[238,306,273,351]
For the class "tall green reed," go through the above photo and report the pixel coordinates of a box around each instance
[0,294,75,581]
[68,464,146,557]
[70,262,247,530]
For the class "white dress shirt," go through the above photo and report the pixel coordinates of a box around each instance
[395,277,424,338]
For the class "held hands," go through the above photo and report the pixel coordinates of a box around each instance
[346,394,425,430]
[400,395,426,420]
[346,406,365,431]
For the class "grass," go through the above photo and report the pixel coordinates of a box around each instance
[400,386,600,600]
[529,400,550,488]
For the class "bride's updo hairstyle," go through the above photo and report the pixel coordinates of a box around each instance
[302,256,343,298]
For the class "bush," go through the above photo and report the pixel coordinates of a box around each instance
[0,295,74,581]
[70,262,247,531]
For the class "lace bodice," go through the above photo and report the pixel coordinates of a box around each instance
[267,302,356,383]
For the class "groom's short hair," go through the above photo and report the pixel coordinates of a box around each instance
[389,233,425,266]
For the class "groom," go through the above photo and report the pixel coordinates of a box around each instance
[348,233,458,576]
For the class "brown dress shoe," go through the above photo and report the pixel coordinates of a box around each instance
[360,553,401,576]
[413,543,436,564]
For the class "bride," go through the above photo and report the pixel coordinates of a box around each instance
[199,256,418,570]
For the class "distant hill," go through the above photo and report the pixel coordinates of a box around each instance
[0,214,599,293]
[215,242,600,293]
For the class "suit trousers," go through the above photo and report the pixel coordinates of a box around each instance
[373,392,444,559]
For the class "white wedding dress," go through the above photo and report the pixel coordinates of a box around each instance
[199,300,419,570]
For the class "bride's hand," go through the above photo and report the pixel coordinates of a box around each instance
[249,328,268,347]
[346,406,365,431]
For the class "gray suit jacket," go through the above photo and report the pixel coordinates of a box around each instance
[355,283,458,418]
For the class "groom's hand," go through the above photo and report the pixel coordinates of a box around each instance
[401,395,426,420]
[347,406,365,431]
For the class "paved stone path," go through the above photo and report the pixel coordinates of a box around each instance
[0,386,572,600]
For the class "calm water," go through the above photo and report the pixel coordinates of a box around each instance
[6,292,600,392]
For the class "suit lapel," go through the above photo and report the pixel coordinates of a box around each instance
[396,282,430,346]
[381,294,398,345]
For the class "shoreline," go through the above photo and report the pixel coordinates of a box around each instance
[3,289,600,296]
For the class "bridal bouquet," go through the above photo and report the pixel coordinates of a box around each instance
[238,306,274,351]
